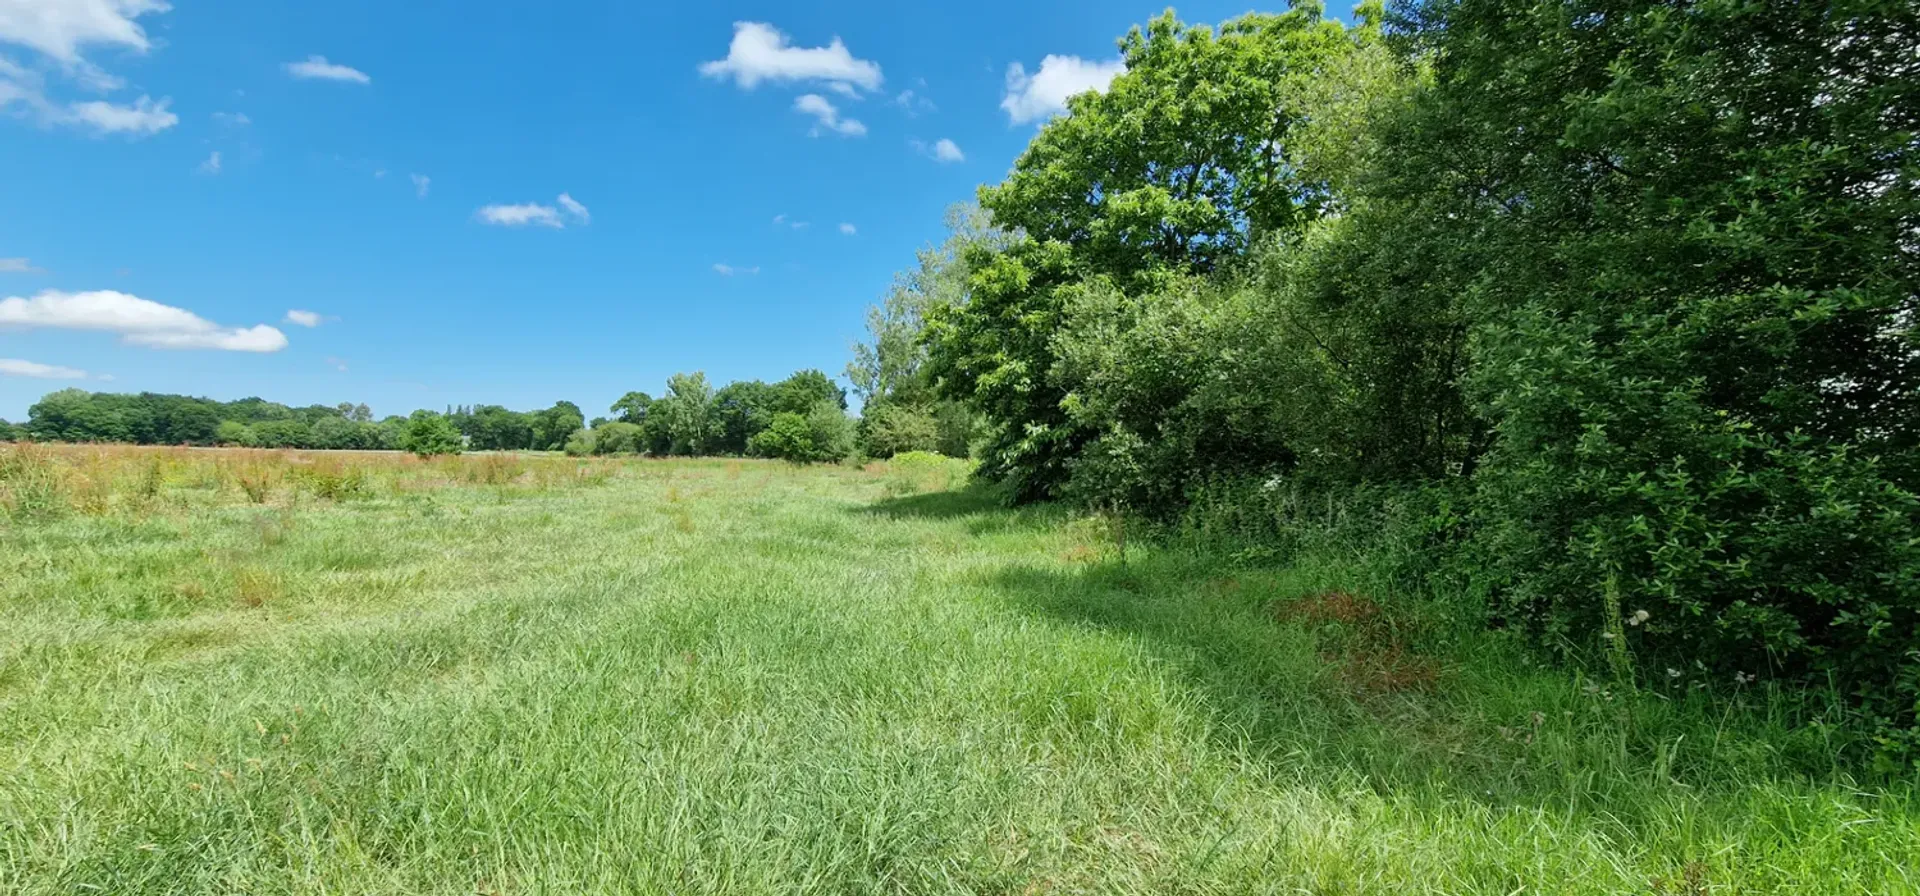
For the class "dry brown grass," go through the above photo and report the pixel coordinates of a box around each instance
[0,443,627,520]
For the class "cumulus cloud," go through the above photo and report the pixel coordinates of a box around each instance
[285,55,370,84]
[711,264,760,276]
[794,93,865,137]
[0,0,166,63]
[0,1,178,137]
[0,357,92,379]
[557,192,590,223]
[477,202,562,228]
[1001,55,1124,124]
[699,22,881,93]
[283,309,322,327]
[410,173,430,198]
[0,289,289,352]
[0,257,41,273]
[910,137,964,163]
[839,223,856,235]
[197,150,221,174]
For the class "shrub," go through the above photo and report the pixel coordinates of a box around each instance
[748,412,813,462]
[400,411,464,458]
[859,403,939,459]
[562,428,596,457]
[590,421,642,455]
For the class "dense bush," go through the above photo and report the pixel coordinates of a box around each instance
[906,0,1920,755]
[399,411,464,458]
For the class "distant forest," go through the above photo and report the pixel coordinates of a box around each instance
[0,366,914,463]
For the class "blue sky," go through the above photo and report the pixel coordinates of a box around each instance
[1,0,1288,421]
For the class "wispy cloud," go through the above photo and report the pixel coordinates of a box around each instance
[839,223,856,235]
[198,150,222,174]
[1001,55,1124,124]
[711,263,760,277]
[699,22,882,94]
[794,93,865,137]
[411,173,430,198]
[893,89,935,116]
[476,192,587,229]
[0,289,288,352]
[283,309,323,327]
[211,111,250,126]
[0,258,42,274]
[66,95,178,135]
[0,358,93,380]
[477,203,563,228]
[285,55,371,85]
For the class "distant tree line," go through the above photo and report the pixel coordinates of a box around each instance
[5,367,870,464]
[571,368,856,463]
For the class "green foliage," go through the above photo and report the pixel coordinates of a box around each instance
[589,421,642,455]
[562,428,596,458]
[213,420,253,447]
[858,403,939,459]
[980,7,1353,283]
[400,411,464,458]
[905,0,1920,754]
[532,401,585,451]
[748,401,855,464]
[747,411,812,462]
[663,372,717,456]
[609,391,653,425]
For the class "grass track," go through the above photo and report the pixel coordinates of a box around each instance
[2,456,1915,894]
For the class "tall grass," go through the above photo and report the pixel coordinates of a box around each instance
[0,450,1911,894]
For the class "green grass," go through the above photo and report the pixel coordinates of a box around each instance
[2,455,1915,894]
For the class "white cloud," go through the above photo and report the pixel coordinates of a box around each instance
[477,202,563,228]
[1001,55,1124,124]
[893,89,935,116]
[197,150,220,174]
[283,309,321,327]
[0,357,91,379]
[0,0,167,63]
[711,263,760,276]
[839,223,856,235]
[211,110,249,126]
[0,2,178,138]
[285,55,370,85]
[325,356,347,372]
[410,173,430,198]
[0,289,288,352]
[477,193,584,229]
[699,22,881,93]
[826,81,860,99]
[794,93,865,137]
[66,94,176,134]
[0,257,40,273]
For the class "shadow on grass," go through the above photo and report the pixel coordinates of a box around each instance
[976,549,1909,825]
[858,482,1065,536]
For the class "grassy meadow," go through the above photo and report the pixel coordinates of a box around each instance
[1,444,1915,894]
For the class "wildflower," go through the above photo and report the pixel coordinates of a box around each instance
[1734,671,1755,685]
[1627,609,1650,626]
[1666,668,1682,679]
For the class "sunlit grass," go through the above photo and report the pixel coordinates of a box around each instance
[0,446,1913,893]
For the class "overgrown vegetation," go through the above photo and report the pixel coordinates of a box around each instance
[2,446,1913,892]
[867,0,1920,761]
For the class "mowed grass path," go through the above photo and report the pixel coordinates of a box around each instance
[2,457,1915,894]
